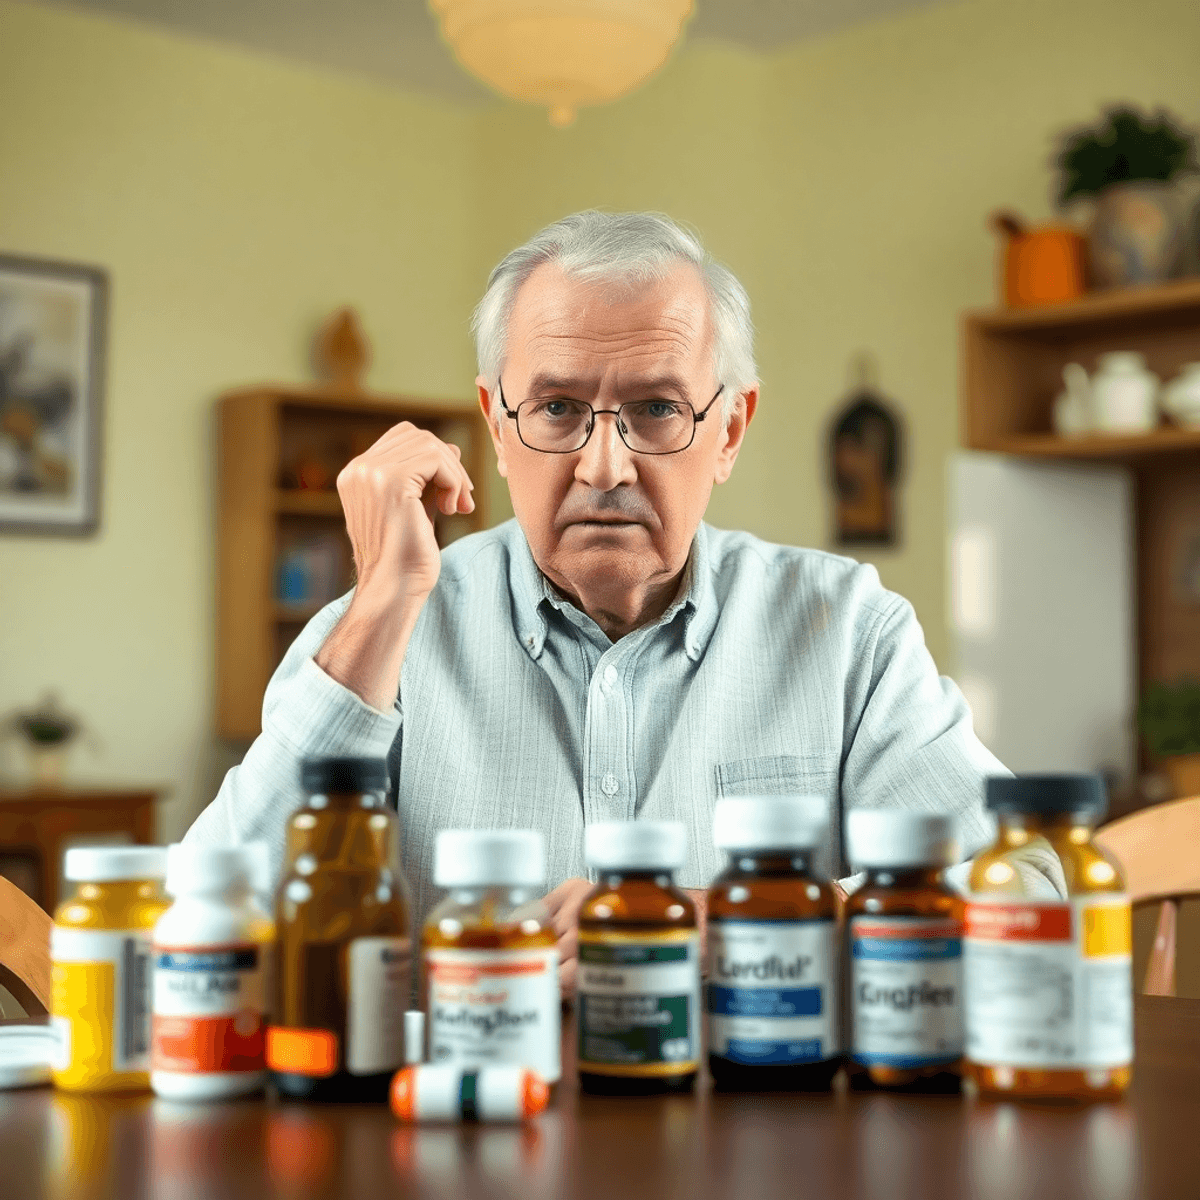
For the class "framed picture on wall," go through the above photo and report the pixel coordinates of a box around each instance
[0,253,108,535]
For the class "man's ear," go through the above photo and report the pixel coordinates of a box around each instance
[477,375,508,479]
[713,385,758,485]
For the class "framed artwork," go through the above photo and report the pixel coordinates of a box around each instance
[0,253,108,535]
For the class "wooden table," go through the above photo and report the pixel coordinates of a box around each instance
[2,995,1197,1199]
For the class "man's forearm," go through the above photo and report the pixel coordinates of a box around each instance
[314,588,424,712]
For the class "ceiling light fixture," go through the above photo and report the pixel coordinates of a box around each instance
[428,0,694,128]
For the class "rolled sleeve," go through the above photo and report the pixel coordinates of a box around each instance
[841,594,1006,857]
[184,593,402,888]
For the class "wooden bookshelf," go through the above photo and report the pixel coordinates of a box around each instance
[960,280,1200,693]
[216,310,489,739]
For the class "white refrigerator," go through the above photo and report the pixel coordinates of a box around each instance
[947,452,1136,781]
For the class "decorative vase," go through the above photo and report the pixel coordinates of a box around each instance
[1163,751,1200,800]
[1086,181,1185,288]
[27,743,68,789]
[1161,363,1200,428]
[1090,352,1160,433]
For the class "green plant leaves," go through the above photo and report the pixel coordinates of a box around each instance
[1057,105,1196,205]
[1138,679,1200,758]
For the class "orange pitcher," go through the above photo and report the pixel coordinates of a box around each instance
[990,211,1085,307]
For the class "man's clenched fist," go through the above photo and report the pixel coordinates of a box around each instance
[314,422,475,711]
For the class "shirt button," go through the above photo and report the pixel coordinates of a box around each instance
[603,665,618,689]
[601,773,619,796]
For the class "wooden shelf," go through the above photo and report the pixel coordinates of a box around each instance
[274,488,343,515]
[218,385,489,739]
[965,277,1200,334]
[990,426,1200,460]
[274,602,326,623]
[960,275,1200,694]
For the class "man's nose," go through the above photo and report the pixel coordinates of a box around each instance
[574,410,638,491]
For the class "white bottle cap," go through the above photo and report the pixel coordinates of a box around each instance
[164,844,253,897]
[584,821,687,871]
[844,810,959,869]
[712,795,828,851]
[433,830,546,888]
[63,845,167,883]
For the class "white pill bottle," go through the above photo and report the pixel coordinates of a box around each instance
[151,845,269,1100]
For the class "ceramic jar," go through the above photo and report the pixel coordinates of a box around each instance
[1090,352,1160,433]
[1087,181,1185,289]
[1052,362,1093,436]
[1161,364,1200,428]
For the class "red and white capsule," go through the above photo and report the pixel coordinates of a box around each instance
[389,1065,549,1123]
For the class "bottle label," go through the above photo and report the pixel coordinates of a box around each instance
[152,944,266,1074]
[707,919,839,1066]
[850,915,963,1067]
[426,946,560,1083]
[346,936,412,1075]
[577,930,700,1076]
[51,927,154,1076]
[964,896,1133,1069]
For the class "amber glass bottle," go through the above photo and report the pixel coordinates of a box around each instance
[577,821,700,1096]
[844,810,964,1094]
[707,795,840,1092]
[267,757,412,1102]
[964,774,1132,1101]
[422,829,560,1084]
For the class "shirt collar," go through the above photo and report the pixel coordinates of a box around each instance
[507,520,718,663]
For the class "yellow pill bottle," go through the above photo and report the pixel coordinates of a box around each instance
[51,846,170,1093]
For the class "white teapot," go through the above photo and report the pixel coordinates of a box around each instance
[1161,363,1200,428]
[1090,352,1160,434]
[1052,362,1093,436]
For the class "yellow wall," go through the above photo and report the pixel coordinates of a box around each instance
[2,0,1198,834]
[0,1,482,836]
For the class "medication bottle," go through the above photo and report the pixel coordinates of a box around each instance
[51,846,169,1093]
[706,795,840,1092]
[423,830,560,1084]
[844,809,964,1093]
[964,774,1132,1100]
[390,1065,550,1124]
[151,844,270,1100]
[243,841,278,1022]
[577,821,700,1096]
[267,756,412,1102]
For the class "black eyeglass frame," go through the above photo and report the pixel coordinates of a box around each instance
[497,377,726,456]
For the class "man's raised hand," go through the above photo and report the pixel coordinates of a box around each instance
[314,422,475,711]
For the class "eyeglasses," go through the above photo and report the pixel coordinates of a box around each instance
[498,378,725,456]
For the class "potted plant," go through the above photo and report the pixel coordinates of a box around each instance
[0,693,84,788]
[1138,679,1200,799]
[1057,105,1197,288]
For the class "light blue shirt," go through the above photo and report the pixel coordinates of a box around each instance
[186,520,1011,926]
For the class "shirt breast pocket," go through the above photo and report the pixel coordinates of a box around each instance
[715,754,837,809]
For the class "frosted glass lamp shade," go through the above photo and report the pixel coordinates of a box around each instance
[429,0,694,126]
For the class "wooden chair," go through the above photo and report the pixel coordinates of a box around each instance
[0,875,52,1016]
[1095,795,1200,997]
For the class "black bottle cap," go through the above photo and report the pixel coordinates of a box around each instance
[300,756,389,795]
[985,773,1107,819]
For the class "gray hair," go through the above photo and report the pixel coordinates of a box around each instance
[471,210,756,421]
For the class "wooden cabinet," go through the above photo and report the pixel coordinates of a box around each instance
[961,278,1200,691]
[0,787,161,912]
[216,311,490,739]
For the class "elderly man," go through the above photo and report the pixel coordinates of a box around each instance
[186,211,1054,992]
